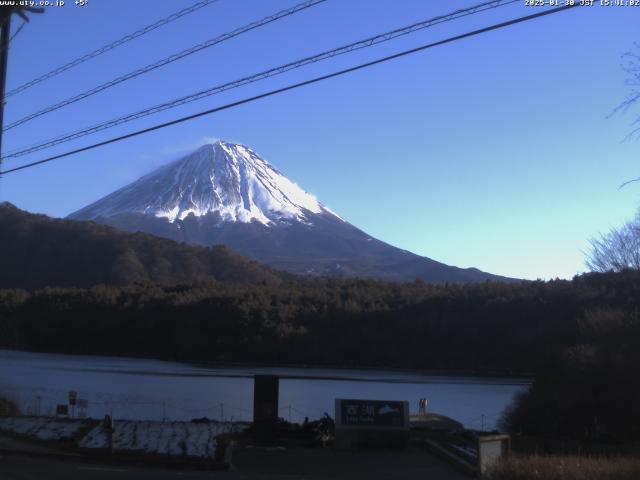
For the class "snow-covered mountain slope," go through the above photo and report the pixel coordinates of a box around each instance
[69,140,513,284]
[71,140,337,226]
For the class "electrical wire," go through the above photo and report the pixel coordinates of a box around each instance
[3,0,220,99]
[0,4,580,176]
[9,20,25,43]
[3,0,327,131]
[0,18,23,60]
[2,0,518,160]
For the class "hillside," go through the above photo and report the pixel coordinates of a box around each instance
[1,270,638,374]
[69,141,514,284]
[2,246,639,441]
[0,202,286,289]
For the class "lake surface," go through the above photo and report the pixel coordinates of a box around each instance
[0,350,529,430]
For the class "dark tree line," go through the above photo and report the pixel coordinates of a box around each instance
[0,279,557,371]
[502,303,640,443]
[0,202,286,289]
[3,271,640,440]
[2,204,640,440]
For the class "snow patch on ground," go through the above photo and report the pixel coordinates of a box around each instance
[79,420,236,458]
[0,417,89,441]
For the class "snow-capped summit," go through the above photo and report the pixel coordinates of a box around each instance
[71,140,335,226]
[70,140,512,284]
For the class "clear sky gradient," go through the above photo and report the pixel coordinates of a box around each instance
[0,0,638,280]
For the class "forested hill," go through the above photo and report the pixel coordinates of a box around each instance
[3,204,639,442]
[0,203,286,289]
[2,271,639,376]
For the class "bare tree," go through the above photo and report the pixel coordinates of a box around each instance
[615,44,640,135]
[587,213,640,272]
[587,44,640,272]
[616,44,640,189]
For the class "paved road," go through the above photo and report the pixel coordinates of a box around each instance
[0,434,67,455]
[233,447,468,479]
[2,455,224,480]
[1,448,467,480]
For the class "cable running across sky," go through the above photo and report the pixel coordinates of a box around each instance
[2,0,327,132]
[2,0,519,161]
[0,4,580,176]
[3,0,221,99]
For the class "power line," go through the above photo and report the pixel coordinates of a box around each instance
[2,0,519,161]
[0,19,27,61]
[3,0,327,132]
[9,19,25,43]
[0,4,580,176]
[3,0,220,100]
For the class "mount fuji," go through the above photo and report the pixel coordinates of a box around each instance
[69,140,511,283]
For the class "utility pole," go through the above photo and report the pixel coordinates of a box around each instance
[0,10,11,164]
[0,6,43,169]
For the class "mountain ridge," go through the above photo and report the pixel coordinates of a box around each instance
[70,141,340,226]
[69,140,515,284]
[0,202,286,289]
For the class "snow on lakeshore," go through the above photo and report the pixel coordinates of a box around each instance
[0,416,246,458]
[0,417,91,441]
[79,420,239,458]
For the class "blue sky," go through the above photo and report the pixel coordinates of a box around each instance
[0,0,638,280]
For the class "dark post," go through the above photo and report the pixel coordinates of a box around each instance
[68,390,77,418]
[103,414,114,454]
[252,375,279,445]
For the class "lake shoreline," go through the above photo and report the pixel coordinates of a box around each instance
[0,347,533,383]
[0,349,526,429]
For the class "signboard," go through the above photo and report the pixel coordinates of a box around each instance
[335,399,410,450]
[336,399,409,429]
[68,390,77,406]
[56,404,69,416]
